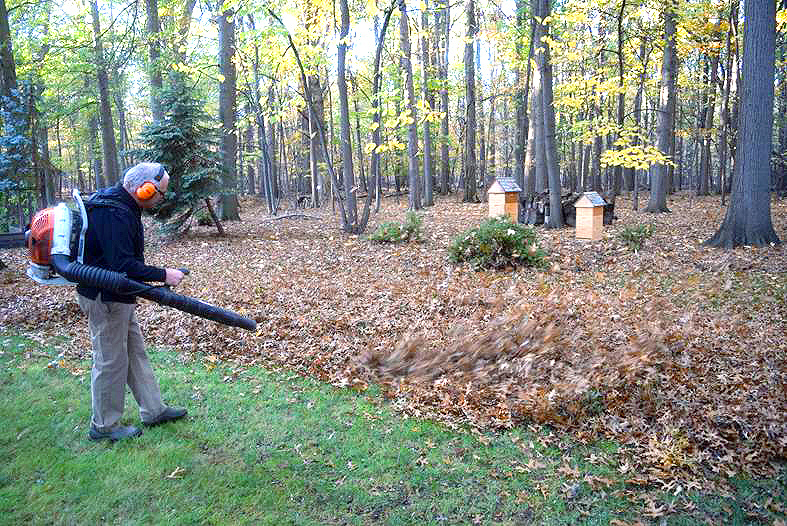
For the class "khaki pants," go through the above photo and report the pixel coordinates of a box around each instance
[77,293,165,431]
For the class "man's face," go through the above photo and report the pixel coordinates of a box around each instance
[139,173,169,210]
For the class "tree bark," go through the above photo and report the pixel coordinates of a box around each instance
[439,0,450,195]
[90,0,120,185]
[475,37,486,191]
[645,4,676,213]
[537,0,562,227]
[421,0,434,206]
[705,0,780,247]
[145,0,163,122]
[719,0,738,203]
[371,5,396,211]
[0,0,17,100]
[463,0,478,202]
[613,0,626,196]
[338,0,358,227]
[399,0,421,210]
[218,6,239,220]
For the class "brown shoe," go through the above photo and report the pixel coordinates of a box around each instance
[143,407,187,427]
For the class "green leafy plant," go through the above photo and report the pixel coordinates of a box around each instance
[618,224,654,252]
[448,216,546,270]
[370,211,423,243]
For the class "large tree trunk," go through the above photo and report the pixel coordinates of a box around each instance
[0,0,18,102]
[538,0,563,227]
[399,0,421,210]
[463,0,478,202]
[145,0,163,122]
[421,0,434,206]
[338,0,357,227]
[90,1,120,185]
[645,5,676,213]
[705,0,780,248]
[218,6,239,221]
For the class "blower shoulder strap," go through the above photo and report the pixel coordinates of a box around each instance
[84,197,134,217]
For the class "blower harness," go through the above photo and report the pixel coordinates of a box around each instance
[25,190,257,331]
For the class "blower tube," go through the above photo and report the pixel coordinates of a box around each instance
[50,254,257,331]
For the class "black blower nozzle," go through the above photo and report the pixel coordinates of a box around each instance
[51,255,257,331]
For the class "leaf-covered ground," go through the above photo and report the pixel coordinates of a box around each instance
[1,192,785,491]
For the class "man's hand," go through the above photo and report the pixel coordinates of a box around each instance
[165,268,185,287]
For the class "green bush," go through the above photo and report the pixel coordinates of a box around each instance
[370,211,423,243]
[618,224,654,252]
[448,216,546,270]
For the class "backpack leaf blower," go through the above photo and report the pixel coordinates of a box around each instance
[25,190,257,331]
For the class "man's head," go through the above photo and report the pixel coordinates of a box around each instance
[123,162,170,209]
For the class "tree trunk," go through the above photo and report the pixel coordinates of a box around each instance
[537,0,563,227]
[645,4,676,213]
[613,0,627,196]
[145,0,164,122]
[439,0,450,195]
[488,95,496,179]
[463,0,478,203]
[475,37,486,192]
[218,7,239,220]
[111,67,130,172]
[719,0,739,203]
[705,0,780,247]
[308,73,324,207]
[90,0,120,185]
[421,0,434,206]
[0,0,18,100]
[337,0,358,228]
[353,82,367,193]
[371,5,396,211]
[399,0,421,210]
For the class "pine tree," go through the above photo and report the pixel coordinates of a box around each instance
[130,75,222,234]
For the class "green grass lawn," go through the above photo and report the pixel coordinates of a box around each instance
[0,331,783,525]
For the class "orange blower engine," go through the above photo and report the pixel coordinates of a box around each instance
[23,190,256,331]
[25,190,88,286]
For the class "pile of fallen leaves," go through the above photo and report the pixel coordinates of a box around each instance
[1,192,785,486]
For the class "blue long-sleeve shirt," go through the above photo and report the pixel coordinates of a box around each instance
[76,184,166,303]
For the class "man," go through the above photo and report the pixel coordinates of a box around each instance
[77,162,187,442]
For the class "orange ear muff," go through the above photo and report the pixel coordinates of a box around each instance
[135,165,166,200]
[136,182,158,200]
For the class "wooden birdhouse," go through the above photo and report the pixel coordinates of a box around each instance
[488,177,522,223]
[574,191,607,240]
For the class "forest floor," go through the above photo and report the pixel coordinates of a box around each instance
[1,191,785,516]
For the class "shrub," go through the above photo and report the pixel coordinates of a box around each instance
[618,224,654,252]
[448,216,546,270]
[370,211,423,243]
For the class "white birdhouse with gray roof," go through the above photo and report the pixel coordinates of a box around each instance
[488,177,522,222]
[574,191,607,240]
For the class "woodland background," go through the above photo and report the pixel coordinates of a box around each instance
[0,0,783,243]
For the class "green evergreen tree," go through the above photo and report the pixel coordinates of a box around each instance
[129,75,222,234]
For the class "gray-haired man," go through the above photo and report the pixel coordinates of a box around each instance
[77,162,187,442]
